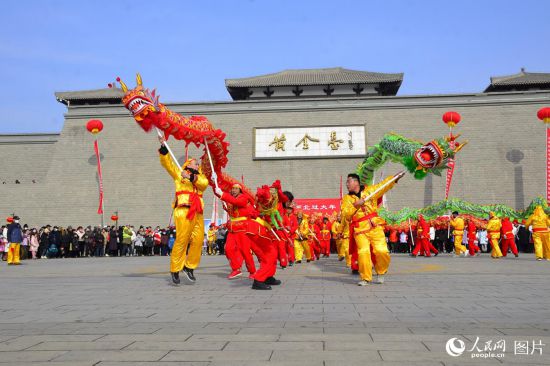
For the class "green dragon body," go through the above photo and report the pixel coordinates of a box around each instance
[356,133,466,185]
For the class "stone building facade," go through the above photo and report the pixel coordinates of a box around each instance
[1,68,550,227]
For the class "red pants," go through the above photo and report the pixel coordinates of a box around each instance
[501,237,518,256]
[321,239,330,256]
[412,239,425,256]
[225,232,256,274]
[286,237,295,263]
[250,236,277,282]
[310,240,321,260]
[468,237,480,256]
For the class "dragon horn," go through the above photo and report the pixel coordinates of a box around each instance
[116,77,128,93]
[454,140,468,153]
[136,73,143,86]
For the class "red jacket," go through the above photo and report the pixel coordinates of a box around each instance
[221,192,256,218]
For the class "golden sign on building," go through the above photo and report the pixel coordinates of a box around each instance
[254,125,366,160]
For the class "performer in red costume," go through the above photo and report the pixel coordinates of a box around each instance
[252,184,284,289]
[320,217,332,257]
[270,181,289,269]
[282,191,297,266]
[412,214,438,257]
[501,217,519,257]
[215,183,257,279]
[466,219,481,256]
[308,214,322,261]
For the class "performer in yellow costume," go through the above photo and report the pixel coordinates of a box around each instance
[206,224,217,255]
[341,172,404,286]
[331,214,343,260]
[159,139,208,285]
[525,206,550,260]
[486,211,503,258]
[294,212,312,263]
[450,212,468,256]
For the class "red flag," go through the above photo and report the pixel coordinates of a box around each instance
[94,139,104,214]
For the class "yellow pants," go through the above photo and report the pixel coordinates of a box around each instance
[294,239,311,261]
[453,234,467,255]
[335,239,342,257]
[207,241,216,255]
[171,208,203,273]
[354,227,390,282]
[340,238,350,267]
[533,232,550,259]
[7,243,21,264]
[489,236,503,258]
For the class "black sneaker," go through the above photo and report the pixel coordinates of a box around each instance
[252,280,272,290]
[182,267,196,284]
[306,259,311,263]
[296,260,302,264]
[170,272,180,285]
[265,276,281,286]
[352,269,359,275]
[288,261,294,267]
[338,256,345,261]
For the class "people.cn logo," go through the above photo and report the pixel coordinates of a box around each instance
[446,337,466,357]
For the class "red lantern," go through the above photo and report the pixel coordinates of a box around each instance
[86,119,104,134]
[6,216,13,223]
[111,215,118,221]
[442,111,461,128]
[537,107,550,124]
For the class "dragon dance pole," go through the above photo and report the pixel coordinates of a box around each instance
[155,127,181,171]
[203,137,220,190]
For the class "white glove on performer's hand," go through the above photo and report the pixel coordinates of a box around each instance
[215,187,223,196]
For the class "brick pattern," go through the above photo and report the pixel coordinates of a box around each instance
[1,91,549,227]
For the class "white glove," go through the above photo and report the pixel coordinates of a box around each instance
[215,187,223,196]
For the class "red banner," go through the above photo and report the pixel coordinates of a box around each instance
[547,128,550,203]
[94,139,104,214]
[294,198,341,216]
[445,140,456,200]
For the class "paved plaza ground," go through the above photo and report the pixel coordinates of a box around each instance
[1,253,550,365]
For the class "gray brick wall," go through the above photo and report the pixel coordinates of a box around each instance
[1,90,549,227]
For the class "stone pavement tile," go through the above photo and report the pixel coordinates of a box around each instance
[0,363,95,366]
[225,341,323,351]
[161,350,272,361]
[11,334,103,342]
[409,327,505,335]
[209,362,323,366]
[0,337,45,351]
[155,327,240,335]
[325,340,428,351]
[279,333,373,342]
[497,328,550,336]
[98,363,208,366]
[125,341,226,351]
[27,340,134,351]
[238,327,324,335]
[270,350,382,361]
[98,334,193,342]
[50,350,167,362]
[0,350,68,362]
[379,350,501,363]
[285,321,365,328]
[325,362,442,366]
[188,334,279,342]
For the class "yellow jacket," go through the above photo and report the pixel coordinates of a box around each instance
[160,153,208,209]
[331,221,342,239]
[340,176,395,234]
[487,217,501,239]
[525,206,550,232]
[207,228,216,243]
[296,218,310,240]
[450,217,464,235]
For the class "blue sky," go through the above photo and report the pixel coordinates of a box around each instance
[1,0,549,133]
